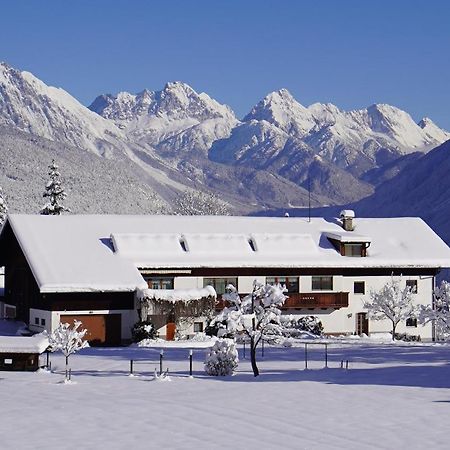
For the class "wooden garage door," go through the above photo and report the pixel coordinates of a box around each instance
[61,314,121,346]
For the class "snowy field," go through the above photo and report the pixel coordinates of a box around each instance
[1,335,450,450]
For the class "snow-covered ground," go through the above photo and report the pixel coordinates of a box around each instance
[1,325,450,450]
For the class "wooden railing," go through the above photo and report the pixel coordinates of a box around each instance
[282,292,349,309]
[215,292,349,310]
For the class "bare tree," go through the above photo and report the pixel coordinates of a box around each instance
[174,189,230,215]
[364,276,416,340]
[419,280,450,341]
[48,320,89,381]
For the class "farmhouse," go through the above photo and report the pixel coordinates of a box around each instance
[1,212,450,345]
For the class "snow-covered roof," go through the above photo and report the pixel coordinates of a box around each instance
[3,214,450,293]
[0,335,49,353]
[325,231,372,243]
[138,286,217,302]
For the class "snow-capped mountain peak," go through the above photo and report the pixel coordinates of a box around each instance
[418,116,450,143]
[244,88,315,136]
[89,82,238,155]
[0,62,124,155]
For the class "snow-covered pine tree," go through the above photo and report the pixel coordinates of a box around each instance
[49,320,89,381]
[364,276,416,340]
[0,186,8,227]
[40,159,70,215]
[210,281,287,377]
[174,189,230,215]
[419,280,450,341]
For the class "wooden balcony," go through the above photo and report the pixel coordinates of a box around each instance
[282,292,349,309]
[215,292,349,310]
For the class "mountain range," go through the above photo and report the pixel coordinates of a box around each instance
[1,61,450,242]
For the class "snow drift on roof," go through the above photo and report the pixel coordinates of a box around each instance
[138,286,217,302]
[0,335,49,354]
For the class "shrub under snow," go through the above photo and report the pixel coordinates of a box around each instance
[204,339,239,376]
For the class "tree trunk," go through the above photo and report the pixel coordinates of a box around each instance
[250,336,259,377]
[392,322,397,341]
[65,355,69,380]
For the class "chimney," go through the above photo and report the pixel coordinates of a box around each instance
[340,210,355,231]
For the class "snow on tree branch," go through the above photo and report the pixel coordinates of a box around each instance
[40,159,71,215]
[49,320,89,381]
[419,280,450,341]
[364,275,416,340]
[0,186,8,227]
[49,320,90,357]
[210,280,287,376]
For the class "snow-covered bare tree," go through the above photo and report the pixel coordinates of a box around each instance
[0,186,8,227]
[40,159,71,215]
[174,189,230,215]
[48,320,89,381]
[364,276,416,340]
[211,281,287,377]
[419,280,450,341]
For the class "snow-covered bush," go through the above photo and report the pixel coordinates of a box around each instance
[204,339,239,376]
[280,315,324,337]
[131,320,157,343]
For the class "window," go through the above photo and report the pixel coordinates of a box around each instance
[203,278,238,295]
[146,277,174,290]
[193,322,204,333]
[343,243,365,257]
[354,281,365,294]
[406,318,417,327]
[4,358,12,365]
[34,317,39,325]
[41,318,46,326]
[266,276,299,293]
[312,276,333,291]
[406,280,418,294]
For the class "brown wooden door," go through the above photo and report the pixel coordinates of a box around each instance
[61,314,122,346]
[166,322,176,341]
[356,312,369,335]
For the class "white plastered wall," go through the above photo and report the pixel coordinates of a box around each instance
[195,273,434,340]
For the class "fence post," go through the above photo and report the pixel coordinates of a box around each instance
[261,338,265,358]
[304,343,308,370]
[189,349,193,377]
[325,344,328,369]
[160,349,164,375]
[130,359,133,375]
[243,341,246,359]
[46,351,50,369]
[345,360,349,370]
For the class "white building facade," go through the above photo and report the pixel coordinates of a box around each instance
[0,212,448,344]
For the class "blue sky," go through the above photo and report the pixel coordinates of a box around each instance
[1,0,449,127]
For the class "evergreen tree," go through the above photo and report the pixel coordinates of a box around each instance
[40,160,70,215]
[0,186,8,227]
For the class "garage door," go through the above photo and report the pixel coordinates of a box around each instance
[60,314,121,346]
